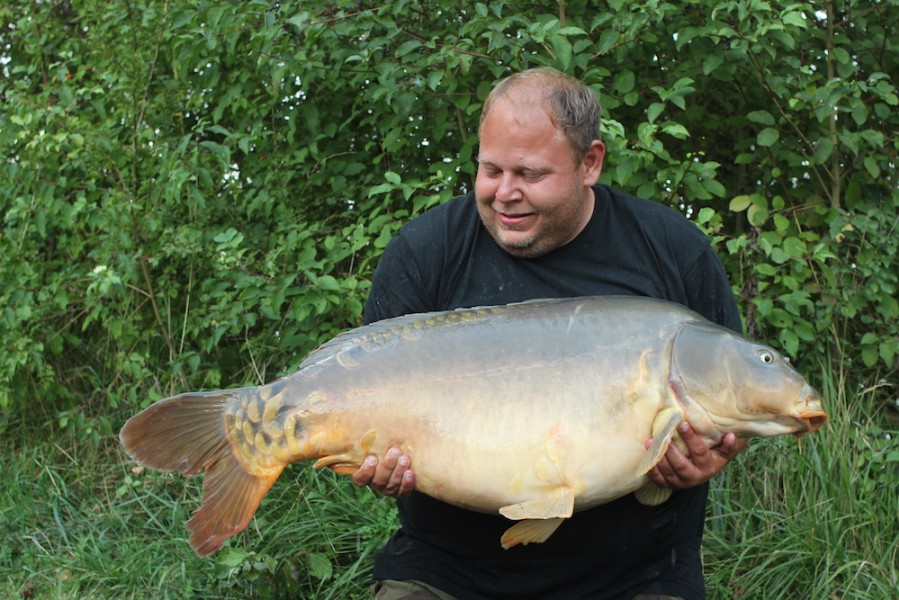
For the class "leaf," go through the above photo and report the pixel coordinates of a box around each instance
[395,40,422,58]
[813,138,833,164]
[747,204,769,226]
[850,100,868,126]
[861,346,878,367]
[200,140,230,158]
[550,35,573,72]
[863,156,880,178]
[306,552,333,580]
[647,102,665,123]
[757,128,780,147]
[781,11,807,28]
[783,236,806,258]
[747,110,775,126]
[779,329,799,357]
[703,179,726,198]
[729,195,752,212]
[696,207,716,225]
[832,47,851,64]
[661,122,690,139]
[612,70,635,94]
[598,28,618,54]
[702,54,724,76]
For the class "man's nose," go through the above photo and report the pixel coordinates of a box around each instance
[495,173,522,202]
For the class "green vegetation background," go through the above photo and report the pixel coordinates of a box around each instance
[1,1,896,598]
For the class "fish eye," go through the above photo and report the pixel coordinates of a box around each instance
[758,350,775,364]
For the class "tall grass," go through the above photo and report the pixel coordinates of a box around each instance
[1,438,397,599]
[704,359,899,599]
[2,363,896,598]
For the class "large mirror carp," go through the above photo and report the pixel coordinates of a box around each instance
[120,295,826,555]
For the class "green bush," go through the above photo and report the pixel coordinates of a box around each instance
[1,1,896,595]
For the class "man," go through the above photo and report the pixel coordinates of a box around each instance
[353,67,744,599]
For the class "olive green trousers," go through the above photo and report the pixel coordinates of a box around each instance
[372,579,684,600]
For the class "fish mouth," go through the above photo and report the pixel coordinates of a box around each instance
[794,410,827,436]
[793,384,827,436]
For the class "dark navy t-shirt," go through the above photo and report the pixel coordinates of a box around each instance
[363,184,741,600]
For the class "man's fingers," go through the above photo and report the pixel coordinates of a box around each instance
[352,454,379,487]
[352,446,415,497]
[371,447,402,488]
[382,453,406,493]
[644,422,747,491]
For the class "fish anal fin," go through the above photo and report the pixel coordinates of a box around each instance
[313,453,362,474]
[498,486,575,521]
[636,406,684,476]
[501,518,565,549]
[188,457,282,556]
[634,481,673,506]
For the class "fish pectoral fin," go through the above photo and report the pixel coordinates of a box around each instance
[313,453,362,475]
[498,486,575,521]
[634,481,673,506]
[636,406,684,476]
[501,518,565,549]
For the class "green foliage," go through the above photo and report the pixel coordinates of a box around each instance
[3,0,896,424]
[1,0,897,597]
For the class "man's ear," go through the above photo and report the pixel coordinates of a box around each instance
[581,140,605,185]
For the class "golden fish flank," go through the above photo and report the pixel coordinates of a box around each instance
[120,295,827,556]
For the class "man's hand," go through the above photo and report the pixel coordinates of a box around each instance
[646,422,746,490]
[352,446,416,497]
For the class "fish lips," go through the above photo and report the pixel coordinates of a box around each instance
[794,385,827,435]
[795,409,827,435]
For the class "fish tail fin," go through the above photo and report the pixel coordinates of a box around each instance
[119,389,283,556]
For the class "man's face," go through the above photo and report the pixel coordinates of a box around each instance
[475,97,604,258]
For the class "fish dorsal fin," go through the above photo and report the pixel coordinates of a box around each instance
[298,306,492,370]
[298,298,571,371]
[501,518,565,549]
[498,486,575,521]
[634,481,673,506]
[636,405,684,476]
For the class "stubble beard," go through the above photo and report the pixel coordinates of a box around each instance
[478,186,586,259]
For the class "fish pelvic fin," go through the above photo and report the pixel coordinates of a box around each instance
[501,518,565,549]
[498,486,575,521]
[634,481,673,506]
[497,487,574,548]
[119,389,284,556]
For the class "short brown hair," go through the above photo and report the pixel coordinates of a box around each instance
[479,67,602,162]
